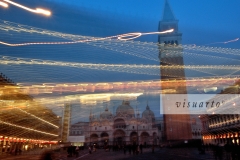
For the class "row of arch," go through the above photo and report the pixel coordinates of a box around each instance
[204,114,240,129]
[90,130,157,144]
[90,130,156,138]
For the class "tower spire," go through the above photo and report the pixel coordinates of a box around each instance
[105,105,108,111]
[146,101,150,110]
[158,0,181,44]
[162,0,176,21]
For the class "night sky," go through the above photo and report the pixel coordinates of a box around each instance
[46,0,240,48]
[0,0,240,123]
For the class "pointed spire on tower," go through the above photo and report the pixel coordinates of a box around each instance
[162,0,176,21]
[105,105,108,112]
[146,101,150,110]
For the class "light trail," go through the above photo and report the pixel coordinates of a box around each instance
[1,56,240,77]
[2,0,51,16]
[7,76,238,95]
[1,21,240,94]
[16,107,59,128]
[0,29,174,46]
[204,38,239,45]
[223,38,239,44]
[1,20,240,59]
[0,1,8,8]
[0,120,58,136]
[117,29,174,40]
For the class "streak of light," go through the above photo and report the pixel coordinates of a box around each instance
[0,120,58,136]
[0,136,57,144]
[1,56,239,70]
[204,38,239,45]
[224,38,239,44]
[0,1,8,7]
[0,29,174,46]
[1,55,240,78]
[16,107,59,128]
[1,20,240,58]
[117,29,174,40]
[79,93,143,104]
[204,87,218,93]
[8,76,239,95]
[3,0,51,16]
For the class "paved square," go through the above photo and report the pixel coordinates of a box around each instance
[0,147,216,160]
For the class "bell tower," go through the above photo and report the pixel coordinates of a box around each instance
[158,0,182,46]
[159,0,192,141]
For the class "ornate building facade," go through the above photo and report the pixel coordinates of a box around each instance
[84,100,159,146]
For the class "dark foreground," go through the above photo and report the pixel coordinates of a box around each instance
[0,147,217,160]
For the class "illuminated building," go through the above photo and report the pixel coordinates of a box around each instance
[201,82,240,145]
[76,101,160,146]
[0,73,60,154]
[159,0,192,141]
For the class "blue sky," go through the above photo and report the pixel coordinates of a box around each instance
[1,0,240,122]
[2,0,240,47]
[45,0,240,48]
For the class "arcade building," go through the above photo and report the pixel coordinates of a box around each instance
[0,73,60,155]
[201,81,240,145]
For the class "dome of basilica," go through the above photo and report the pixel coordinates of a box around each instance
[116,100,135,117]
[100,107,112,119]
[142,105,155,119]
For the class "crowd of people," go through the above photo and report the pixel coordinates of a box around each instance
[6,147,22,156]
[199,142,240,160]
[86,143,156,155]
[104,143,144,154]
[66,145,85,157]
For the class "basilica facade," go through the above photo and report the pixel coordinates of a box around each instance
[85,100,159,146]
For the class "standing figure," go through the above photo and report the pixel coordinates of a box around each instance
[123,144,126,155]
[152,145,155,153]
[128,144,132,155]
[140,144,143,154]
[88,146,92,154]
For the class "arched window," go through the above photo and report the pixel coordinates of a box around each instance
[114,119,126,129]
